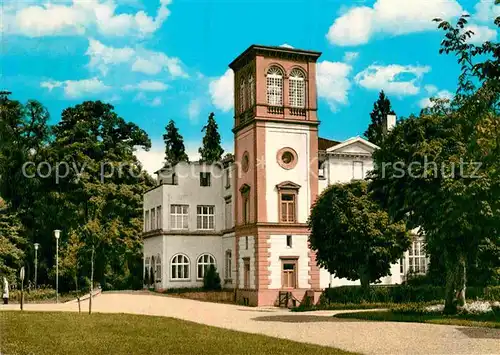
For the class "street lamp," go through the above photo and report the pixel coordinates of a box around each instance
[34,243,39,289]
[54,230,61,303]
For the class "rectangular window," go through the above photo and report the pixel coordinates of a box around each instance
[225,251,232,280]
[280,193,296,223]
[197,205,215,230]
[245,236,249,250]
[170,205,189,230]
[156,206,162,229]
[353,161,364,180]
[286,235,292,248]
[243,258,250,288]
[200,172,211,187]
[225,199,232,230]
[408,239,426,274]
[225,169,231,189]
[145,210,150,231]
[151,209,156,230]
[242,195,250,224]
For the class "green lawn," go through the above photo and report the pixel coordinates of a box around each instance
[334,310,500,329]
[1,311,355,355]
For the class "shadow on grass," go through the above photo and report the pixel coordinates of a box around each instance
[457,327,500,339]
[252,315,357,323]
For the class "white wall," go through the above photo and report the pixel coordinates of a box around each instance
[265,123,311,223]
[238,235,255,289]
[268,234,310,289]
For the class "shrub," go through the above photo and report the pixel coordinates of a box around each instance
[203,265,221,291]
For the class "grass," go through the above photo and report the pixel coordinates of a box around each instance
[334,310,500,329]
[0,311,356,355]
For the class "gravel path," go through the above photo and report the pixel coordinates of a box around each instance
[2,291,499,355]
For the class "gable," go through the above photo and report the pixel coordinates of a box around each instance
[326,137,378,156]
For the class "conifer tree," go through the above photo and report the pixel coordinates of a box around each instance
[199,112,224,163]
[163,120,189,166]
[364,91,396,146]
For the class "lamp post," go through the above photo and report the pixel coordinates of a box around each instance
[34,243,39,289]
[54,230,61,303]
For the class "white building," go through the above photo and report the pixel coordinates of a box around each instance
[143,45,427,306]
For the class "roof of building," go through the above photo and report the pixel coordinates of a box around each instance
[229,44,322,71]
[318,137,340,151]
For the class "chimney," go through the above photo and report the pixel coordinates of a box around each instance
[383,114,396,136]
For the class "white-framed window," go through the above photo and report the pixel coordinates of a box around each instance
[197,205,215,230]
[239,78,246,113]
[145,210,150,231]
[289,69,305,108]
[353,161,364,180]
[225,250,232,280]
[197,254,216,279]
[266,66,283,106]
[156,206,162,229]
[248,75,255,106]
[151,208,156,230]
[144,256,150,281]
[225,199,232,230]
[171,254,190,280]
[408,238,427,274]
[170,204,189,230]
[155,254,162,282]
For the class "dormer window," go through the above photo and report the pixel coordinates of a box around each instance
[289,69,305,108]
[266,66,283,106]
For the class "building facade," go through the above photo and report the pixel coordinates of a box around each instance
[143,45,427,306]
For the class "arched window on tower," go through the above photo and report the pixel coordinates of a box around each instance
[266,66,283,106]
[247,75,255,107]
[289,69,305,108]
[239,77,246,113]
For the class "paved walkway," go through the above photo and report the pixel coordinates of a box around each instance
[2,292,499,355]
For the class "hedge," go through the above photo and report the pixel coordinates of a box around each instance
[320,285,500,305]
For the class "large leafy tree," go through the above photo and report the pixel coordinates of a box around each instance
[308,181,410,290]
[369,11,499,313]
[199,112,224,163]
[163,120,189,166]
[363,91,396,146]
[0,203,26,281]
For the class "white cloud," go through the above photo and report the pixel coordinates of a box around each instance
[150,96,162,106]
[424,84,438,95]
[419,89,454,108]
[279,43,294,48]
[465,25,497,44]
[85,39,188,78]
[188,99,202,122]
[123,80,169,91]
[10,0,172,38]
[354,64,431,96]
[474,0,500,23]
[86,38,135,75]
[132,92,163,106]
[209,69,234,112]
[316,61,352,111]
[40,77,110,98]
[343,51,359,62]
[326,0,463,46]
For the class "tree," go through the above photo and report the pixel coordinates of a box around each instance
[163,120,189,166]
[199,112,224,163]
[203,264,222,291]
[363,91,396,146]
[308,181,410,291]
[0,204,26,281]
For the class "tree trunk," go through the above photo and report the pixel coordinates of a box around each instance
[359,265,370,297]
[75,275,81,314]
[443,252,458,314]
[89,245,94,315]
[455,255,466,307]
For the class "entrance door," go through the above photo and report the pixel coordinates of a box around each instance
[281,260,297,289]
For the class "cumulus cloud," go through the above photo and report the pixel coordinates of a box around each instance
[354,64,430,96]
[465,25,497,44]
[40,77,110,98]
[8,0,172,38]
[419,89,454,108]
[326,0,463,46]
[123,80,169,91]
[85,39,188,78]
[209,69,234,112]
[474,0,500,23]
[343,52,359,62]
[132,92,163,106]
[316,61,352,111]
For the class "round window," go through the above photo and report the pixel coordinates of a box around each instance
[242,152,249,172]
[276,148,298,170]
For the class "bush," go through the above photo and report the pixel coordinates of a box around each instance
[320,285,500,305]
[203,265,221,291]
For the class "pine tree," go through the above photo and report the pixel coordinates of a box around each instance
[364,91,396,146]
[199,112,224,163]
[163,120,189,166]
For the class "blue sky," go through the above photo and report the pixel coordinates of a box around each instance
[2,0,499,174]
